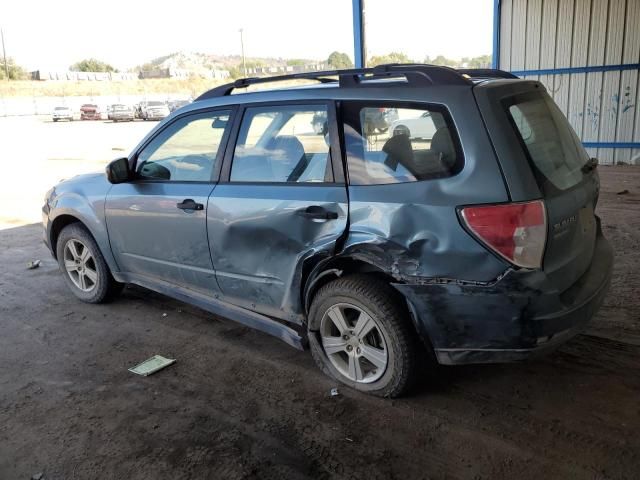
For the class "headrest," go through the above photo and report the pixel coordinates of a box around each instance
[382,134,414,171]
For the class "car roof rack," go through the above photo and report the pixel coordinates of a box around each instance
[195,64,473,101]
[456,68,519,80]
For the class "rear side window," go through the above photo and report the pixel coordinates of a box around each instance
[506,92,589,192]
[342,102,462,185]
[230,105,332,183]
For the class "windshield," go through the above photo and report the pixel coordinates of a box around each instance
[506,92,589,192]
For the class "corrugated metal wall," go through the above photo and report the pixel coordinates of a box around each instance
[498,0,640,165]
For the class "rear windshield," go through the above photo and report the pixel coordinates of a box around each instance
[506,92,589,192]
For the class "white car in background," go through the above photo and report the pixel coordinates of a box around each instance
[389,111,437,140]
[52,106,74,122]
[140,101,170,121]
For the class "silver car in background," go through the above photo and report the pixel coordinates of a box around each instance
[110,104,135,122]
[52,106,74,122]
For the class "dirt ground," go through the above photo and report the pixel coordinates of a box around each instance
[0,162,639,478]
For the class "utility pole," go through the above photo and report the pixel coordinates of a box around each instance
[239,28,247,77]
[1,28,8,80]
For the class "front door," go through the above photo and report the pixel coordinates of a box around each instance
[105,108,233,295]
[208,103,348,320]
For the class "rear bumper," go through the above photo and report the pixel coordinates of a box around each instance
[394,224,613,365]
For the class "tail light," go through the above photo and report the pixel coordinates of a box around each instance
[460,200,547,269]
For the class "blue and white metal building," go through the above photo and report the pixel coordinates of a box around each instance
[493,0,640,164]
[351,0,640,164]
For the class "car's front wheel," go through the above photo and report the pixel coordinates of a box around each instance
[308,275,420,397]
[56,223,123,303]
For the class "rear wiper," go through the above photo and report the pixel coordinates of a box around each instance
[581,157,598,174]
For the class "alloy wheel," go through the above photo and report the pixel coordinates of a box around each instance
[319,303,388,383]
[63,239,98,292]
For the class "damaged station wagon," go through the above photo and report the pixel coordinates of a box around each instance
[43,65,613,397]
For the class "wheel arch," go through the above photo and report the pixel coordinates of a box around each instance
[50,214,83,259]
[302,255,436,357]
[302,255,400,318]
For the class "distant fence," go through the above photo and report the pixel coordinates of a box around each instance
[30,71,139,81]
[33,69,231,81]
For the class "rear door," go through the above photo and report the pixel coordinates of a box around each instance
[475,83,598,291]
[207,102,348,321]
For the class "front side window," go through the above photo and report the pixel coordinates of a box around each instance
[506,92,588,192]
[230,105,332,183]
[136,110,231,182]
[343,102,462,185]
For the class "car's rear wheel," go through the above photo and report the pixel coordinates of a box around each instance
[56,223,123,303]
[308,275,420,397]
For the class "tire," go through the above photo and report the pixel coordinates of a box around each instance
[55,223,123,303]
[308,274,420,397]
[53,118,58,122]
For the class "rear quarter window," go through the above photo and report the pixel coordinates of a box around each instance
[505,92,589,192]
[342,101,463,185]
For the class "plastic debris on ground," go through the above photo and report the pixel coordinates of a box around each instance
[128,355,176,376]
[26,260,41,270]
[330,388,340,397]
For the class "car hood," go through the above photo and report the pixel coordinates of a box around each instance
[47,171,113,208]
[54,171,107,191]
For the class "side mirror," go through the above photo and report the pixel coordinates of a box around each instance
[106,157,132,184]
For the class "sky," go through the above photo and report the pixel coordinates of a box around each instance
[3,0,493,71]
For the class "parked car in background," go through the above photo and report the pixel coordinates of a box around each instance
[168,99,191,113]
[52,106,74,122]
[140,101,170,120]
[362,107,399,134]
[110,104,135,122]
[389,111,438,140]
[42,65,613,398]
[80,104,101,120]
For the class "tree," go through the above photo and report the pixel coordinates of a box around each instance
[368,52,413,67]
[70,58,117,72]
[425,54,492,68]
[0,57,27,80]
[286,58,308,67]
[327,51,353,69]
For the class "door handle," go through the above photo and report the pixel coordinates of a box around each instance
[296,205,338,220]
[176,199,204,211]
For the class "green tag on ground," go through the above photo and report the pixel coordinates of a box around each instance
[128,355,176,376]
